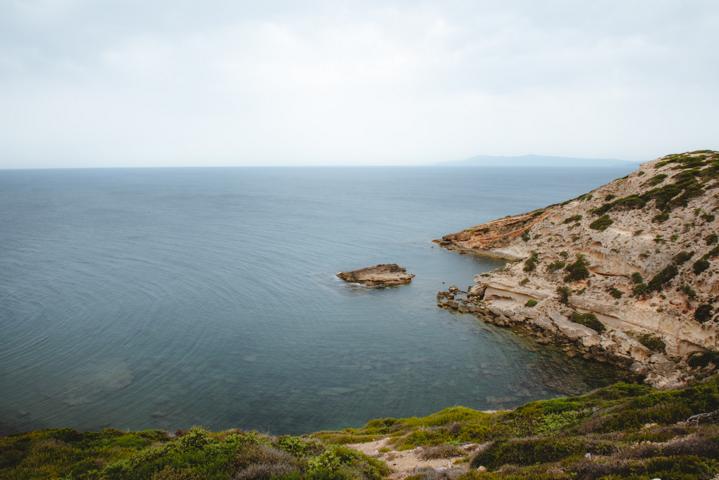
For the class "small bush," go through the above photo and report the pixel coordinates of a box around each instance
[608,287,623,299]
[547,260,565,272]
[589,215,613,231]
[525,299,538,308]
[637,334,666,353]
[694,304,713,323]
[563,215,582,224]
[570,312,605,333]
[647,264,678,292]
[564,255,590,282]
[673,251,694,265]
[633,283,649,297]
[557,286,571,305]
[693,259,710,275]
[523,252,539,272]
[631,272,644,284]
[681,284,697,300]
[706,233,718,245]
[687,351,719,368]
[521,230,530,242]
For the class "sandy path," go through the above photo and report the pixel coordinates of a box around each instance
[348,438,481,479]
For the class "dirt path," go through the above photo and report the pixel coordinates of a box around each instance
[348,438,481,479]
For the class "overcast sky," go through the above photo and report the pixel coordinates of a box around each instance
[1,1,718,168]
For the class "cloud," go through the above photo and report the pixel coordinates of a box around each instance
[1,0,718,167]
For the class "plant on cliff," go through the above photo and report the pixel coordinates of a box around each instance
[525,299,538,307]
[547,260,565,272]
[647,264,678,292]
[569,311,606,333]
[631,272,644,284]
[637,333,666,353]
[695,304,714,323]
[707,233,718,245]
[608,287,623,299]
[556,285,571,305]
[523,251,539,272]
[563,255,590,282]
[693,259,710,275]
[589,214,613,231]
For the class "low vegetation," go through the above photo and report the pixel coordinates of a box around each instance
[0,428,388,480]
[569,311,606,333]
[313,376,719,480]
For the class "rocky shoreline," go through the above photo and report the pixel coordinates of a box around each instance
[435,150,719,388]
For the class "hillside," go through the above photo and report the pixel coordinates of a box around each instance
[436,150,719,387]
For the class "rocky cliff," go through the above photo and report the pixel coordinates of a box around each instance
[436,150,719,388]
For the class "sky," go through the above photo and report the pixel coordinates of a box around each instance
[1,1,718,168]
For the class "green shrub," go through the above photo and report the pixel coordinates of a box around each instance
[645,173,667,186]
[694,304,713,323]
[523,252,539,272]
[631,272,644,284]
[547,260,566,272]
[521,230,530,242]
[681,284,697,300]
[557,286,571,305]
[589,215,613,231]
[673,251,694,264]
[693,259,710,275]
[637,334,666,353]
[564,255,590,282]
[563,215,582,224]
[647,264,678,292]
[525,299,538,308]
[608,287,623,299]
[706,233,718,245]
[570,312,605,333]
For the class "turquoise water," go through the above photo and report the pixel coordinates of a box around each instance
[0,166,633,434]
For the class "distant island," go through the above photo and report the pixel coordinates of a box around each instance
[442,154,637,168]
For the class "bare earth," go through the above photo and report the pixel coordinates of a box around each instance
[348,438,482,479]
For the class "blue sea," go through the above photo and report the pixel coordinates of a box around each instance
[0,166,633,434]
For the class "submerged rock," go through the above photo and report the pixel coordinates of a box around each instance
[337,263,414,288]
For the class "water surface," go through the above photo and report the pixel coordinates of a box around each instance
[0,166,633,434]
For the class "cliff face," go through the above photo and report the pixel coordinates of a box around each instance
[436,150,719,387]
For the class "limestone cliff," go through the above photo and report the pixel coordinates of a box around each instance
[436,150,719,387]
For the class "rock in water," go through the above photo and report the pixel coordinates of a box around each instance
[337,264,414,288]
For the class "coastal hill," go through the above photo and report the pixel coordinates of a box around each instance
[443,154,636,168]
[436,150,719,388]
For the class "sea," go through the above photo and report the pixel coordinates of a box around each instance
[0,165,634,434]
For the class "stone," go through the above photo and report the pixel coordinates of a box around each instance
[337,264,414,288]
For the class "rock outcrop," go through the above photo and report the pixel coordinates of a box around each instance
[338,264,415,288]
[436,150,719,387]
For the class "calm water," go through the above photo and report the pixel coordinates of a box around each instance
[0,166,633,435]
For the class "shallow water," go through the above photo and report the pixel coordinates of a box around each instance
[0,166,633,434]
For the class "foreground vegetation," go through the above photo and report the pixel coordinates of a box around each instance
[314,375,719,480]
[2,376,719,479]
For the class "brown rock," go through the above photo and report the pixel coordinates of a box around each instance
[337,264,414,288]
